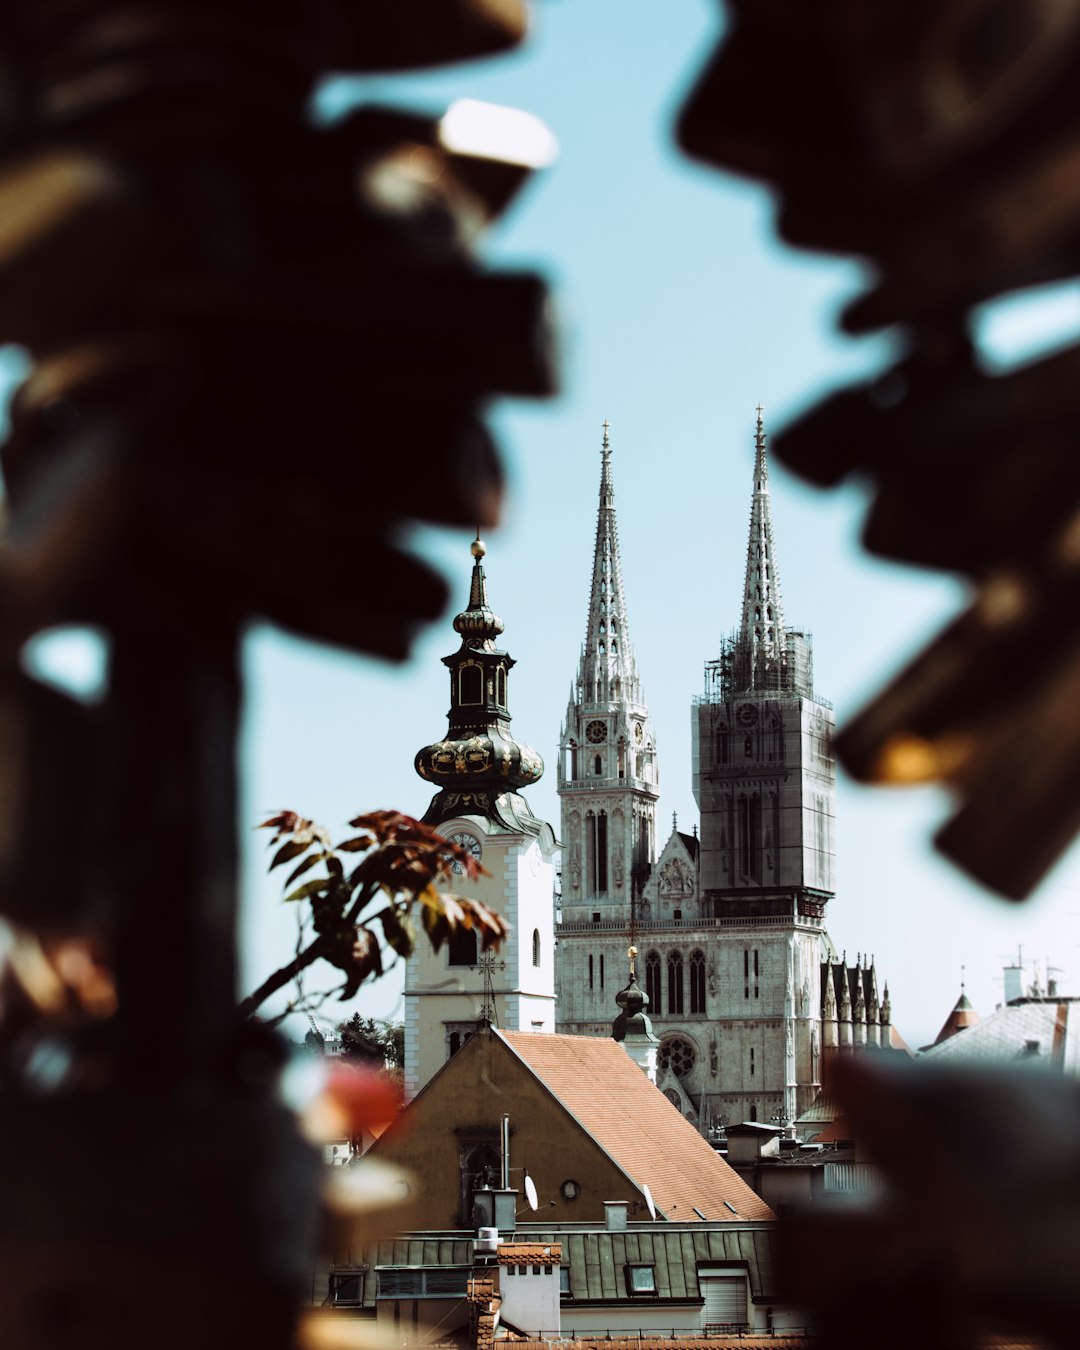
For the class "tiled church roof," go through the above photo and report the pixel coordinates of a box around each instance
[499,1031,774,1222]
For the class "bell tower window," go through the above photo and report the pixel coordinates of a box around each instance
[459,664,482,705]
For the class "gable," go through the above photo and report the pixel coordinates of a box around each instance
[365,1027,659,1229]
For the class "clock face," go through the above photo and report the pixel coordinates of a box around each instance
[585,719,607,744]
[735,703,759,729]
[448,831,482,874]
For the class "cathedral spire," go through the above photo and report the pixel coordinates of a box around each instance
[736,406,787,688]
[579,422,640,706]
[726,406,814,698]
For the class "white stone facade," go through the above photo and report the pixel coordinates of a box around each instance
[404,813,557,1099]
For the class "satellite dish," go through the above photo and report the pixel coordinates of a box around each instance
[642,1183,656,1220]
[524,1174,539,1211]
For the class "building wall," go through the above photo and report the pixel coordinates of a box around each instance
[693,697,835,899]
[372,1029,648,1231]
[404,819,557,1099]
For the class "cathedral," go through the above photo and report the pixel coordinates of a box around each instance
[404,413,895,1124]
[555,413,893,1128]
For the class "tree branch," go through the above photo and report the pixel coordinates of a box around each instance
[238,934,327,1020]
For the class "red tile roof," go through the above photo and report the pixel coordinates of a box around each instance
[498,1031,774,1223]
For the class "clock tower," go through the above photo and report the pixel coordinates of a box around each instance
[405,537,558,1099]
[555,424,659,1035]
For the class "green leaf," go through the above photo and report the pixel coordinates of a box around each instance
[283,878,329,903]
[380,907,416,959]
[270,838,311,872]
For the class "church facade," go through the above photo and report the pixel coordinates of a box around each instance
[555,414,893,1129]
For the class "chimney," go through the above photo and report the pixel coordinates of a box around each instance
[604,1202,628,1231]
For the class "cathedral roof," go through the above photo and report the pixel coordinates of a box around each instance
[676,830,700,860]
[500,1030,774,1222]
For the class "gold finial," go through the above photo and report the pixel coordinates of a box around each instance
[471,527,486,560]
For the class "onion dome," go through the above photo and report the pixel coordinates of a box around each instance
[415,537,543,829]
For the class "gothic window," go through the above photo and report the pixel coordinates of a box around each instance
[743,735,753,758]
[716,720,730,764]
[611,641,617,654]
[767,713,783,762]
[588,812,608,893]
[659,1036,695,1077]
[667,950,684,1015]
[664,1088,681,1108]
[496,667,506,707]
[737,794,762,880]
[645,950,661,1014]
[449,1031,460,1056]
[611,618,618,633]
[600,954,605,990]
[448,927,477,967]
[532,929,541,968]
[589,955,594,989]
[749,1104,758,1122]
[690,950,706,1014]
[594,755,602,776]
[459,664,482,705]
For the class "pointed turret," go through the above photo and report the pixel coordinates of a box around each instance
[415,537,544,831]
[932,987,980,1046]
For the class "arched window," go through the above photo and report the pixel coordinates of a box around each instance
[532,929,541,967]
[449,1032,461,1056]
[667,950,684,1015]
[645,950,662,1014]
[448,927,477,966]
[496,667,506,707]
[594,754,602,776]
[459,664,482,705]
[690,949,706,1014]
[749,1104,758,1122]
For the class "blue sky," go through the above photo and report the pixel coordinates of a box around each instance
[19,0,1080,1049]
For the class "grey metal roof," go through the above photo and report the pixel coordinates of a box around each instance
[920,998,1079,1072]
[355,1224,778,1308]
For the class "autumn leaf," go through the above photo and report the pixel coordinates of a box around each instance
[270,838,313,871]
[379,907,416,958]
